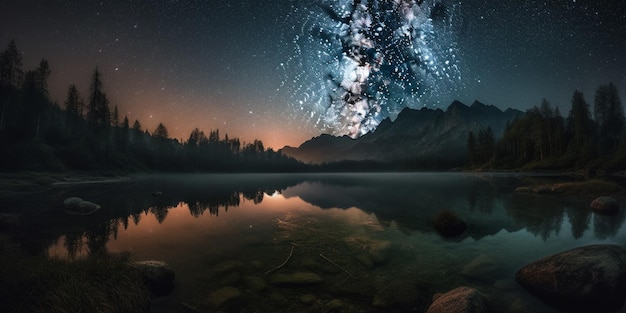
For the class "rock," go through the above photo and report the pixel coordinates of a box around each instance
[591,196,620,215]
[355,253,374,269]
[426,286,489,313]
[507,299,533,313]
[300,294,316,305]
[326,299,345,311]
[208,286,242,308]
[211,260,243,276]
[132,260,175,297]
[64,197,101,215]
[152,191,162,197]
[433,210,467,238]
[269,292,288,306]
[493,279,517,291]
[63,197,83,209]
[216,271,241,287]
[514,186,532,193]
[0,213,20,229]
[269,272,323,285]
[372,281,420,308]
[368,240,392,265]
[461,254,501,282]
[243,276,267,292]
[515,244,626,313]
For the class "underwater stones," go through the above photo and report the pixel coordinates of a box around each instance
[132,260,175,297]
[372,280,420,309]
[433,210,467,238]
[243,276,267,292]
[216,271,241,287]
[211,260,243,276]
[326,299,345,311]
[269,272,323,285]
[63,197,101,215]
[426,286,488,313]
[516,244,626,313]
[461,254,501,282]
[300,294,316,305]
[208,286,242,308]
[368,240,392,265]
[591,196,620,215]
[152,191,162,197]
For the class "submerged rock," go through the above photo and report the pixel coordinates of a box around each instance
[210,260,243,276]
[591,196,620,215]
[515,244,626,313]
[63,197,101,215]
[243,276,267,292]
[269,272,323,285]
[132,260,175,297]
[426,286,488,313]
[208,286,242,308]
[461,254,501,282]
[300,294,316,305]
[433,210,467,238]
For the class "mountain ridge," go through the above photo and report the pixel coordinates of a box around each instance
[280,101,522,165]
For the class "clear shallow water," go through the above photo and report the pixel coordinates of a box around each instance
[6,173,626,312]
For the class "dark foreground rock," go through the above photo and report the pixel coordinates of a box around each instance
[0,213,20,230]
[132,260,175,297]
[426,286,488,313]
[591,197,620,215]
[516,244,626,313]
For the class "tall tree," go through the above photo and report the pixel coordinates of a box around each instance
[65,84,83,118]
[153,122,169,139]
[594,83,624,152]
[112,105,119,127]
[0,40,24,88]
[87,68,111,127]
[567,90,595,163]
[22,59,51,139]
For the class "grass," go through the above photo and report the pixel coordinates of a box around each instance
[0,235,150,313]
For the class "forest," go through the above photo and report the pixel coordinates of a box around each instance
[0,40,308,173]
[467,82,626,174]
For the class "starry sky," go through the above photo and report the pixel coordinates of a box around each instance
[1,0,624,148]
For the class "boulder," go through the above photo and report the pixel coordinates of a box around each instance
[461,254,501,282]
[132,260,175,297]
[433,210,467,238]
[269,272,323,285]
[515,244,626,312]
[208,286,241,308]
[300,294,316,305]
[426,286,489,313]
[210,260,243,276]
[591,197,620,215]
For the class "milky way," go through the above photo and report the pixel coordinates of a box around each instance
[282,0,463,138]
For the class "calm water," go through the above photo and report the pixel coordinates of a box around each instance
[5,173,626,312]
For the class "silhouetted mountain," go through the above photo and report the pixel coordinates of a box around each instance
[280,101,522,164]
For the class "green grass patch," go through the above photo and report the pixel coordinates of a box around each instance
[0,237,150,313]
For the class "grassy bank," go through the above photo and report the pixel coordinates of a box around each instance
[0,171,134,197]
[0,235,150,313]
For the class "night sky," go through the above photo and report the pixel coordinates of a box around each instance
[1,0,624,148]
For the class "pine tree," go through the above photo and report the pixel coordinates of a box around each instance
[65,84,83,118]
[594,83,624,152]
[153,123,169,139]
[0,40,24,88]
[87,68,111,126]
[467,131,477,166]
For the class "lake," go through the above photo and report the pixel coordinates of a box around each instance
[5,173,626,312]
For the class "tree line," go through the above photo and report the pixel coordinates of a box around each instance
[0,40,307,172]
[468,83,626,173]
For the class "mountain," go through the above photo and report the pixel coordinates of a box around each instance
[280,101,522,165]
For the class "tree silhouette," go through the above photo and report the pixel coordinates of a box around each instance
[87,68,111,127]
[594,82,624,153]
[153,122,169,139]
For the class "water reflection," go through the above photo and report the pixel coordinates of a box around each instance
[3,173,626,312]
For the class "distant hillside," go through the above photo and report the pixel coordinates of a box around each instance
[280,101,522,165]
